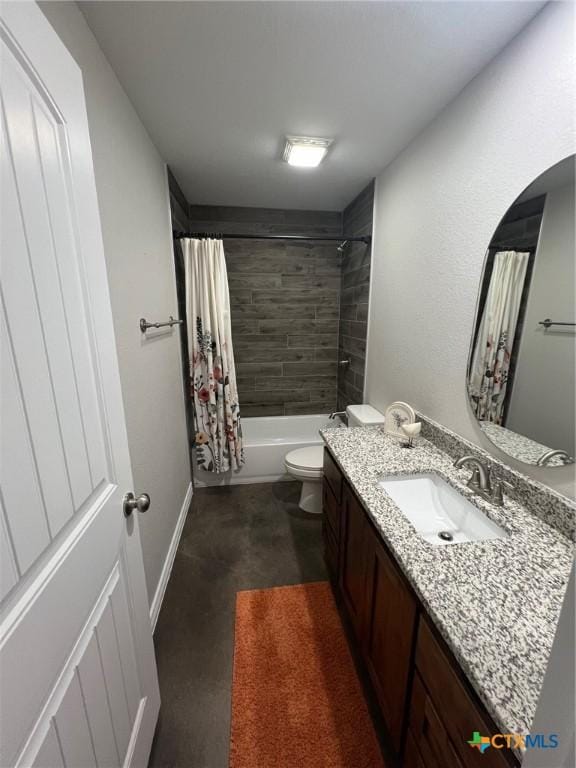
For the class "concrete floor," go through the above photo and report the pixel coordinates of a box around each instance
[148,481,327,768]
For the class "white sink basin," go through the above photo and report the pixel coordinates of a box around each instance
[377,473,507,545]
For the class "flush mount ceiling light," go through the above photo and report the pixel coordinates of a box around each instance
[283,136,333,168]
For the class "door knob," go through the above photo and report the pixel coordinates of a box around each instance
[123,492,151,517]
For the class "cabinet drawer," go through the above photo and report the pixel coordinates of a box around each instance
[323,448,343,505]
[322,479,340,540]
[409,672,465,768]
[416,619,517,768]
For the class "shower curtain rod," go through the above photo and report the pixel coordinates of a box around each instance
[173,231,371,245]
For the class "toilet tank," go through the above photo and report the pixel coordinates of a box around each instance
[346,404,385,428]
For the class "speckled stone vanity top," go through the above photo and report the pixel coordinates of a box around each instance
[320,425,575,745]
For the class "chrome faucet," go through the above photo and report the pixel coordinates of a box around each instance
[329,411,346,420]
[454,455,491,490]
[453,455,511,506]
[536,449,575,466]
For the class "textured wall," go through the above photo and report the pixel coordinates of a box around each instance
[337,181,374,411]
[366,2,576,498]
[41,2,192,608]
[188,205,343,416]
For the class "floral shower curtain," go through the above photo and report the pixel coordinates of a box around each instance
[182,238,244,473]
[468,250,529,424]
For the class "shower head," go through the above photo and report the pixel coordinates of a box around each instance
[337,240,348,253]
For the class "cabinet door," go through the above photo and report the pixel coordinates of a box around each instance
[338,485,368,639]
[415,620,518,768]
[322,481,339,578]
[409,672,466,768]
[363,526,418,754]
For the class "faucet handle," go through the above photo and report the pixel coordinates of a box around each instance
[466,467,481,490]
[491,479,514,507]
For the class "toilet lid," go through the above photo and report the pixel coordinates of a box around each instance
[285,445,324,471]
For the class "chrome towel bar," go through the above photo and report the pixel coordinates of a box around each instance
[539,319,576,329]
[140,316,183,333]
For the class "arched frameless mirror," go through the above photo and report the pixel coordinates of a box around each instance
[467,156,575,467]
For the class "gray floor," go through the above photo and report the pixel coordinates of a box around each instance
[148,481,327,768]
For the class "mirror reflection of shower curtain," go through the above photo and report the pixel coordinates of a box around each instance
[182,237,244,473]
[468,250,529,424]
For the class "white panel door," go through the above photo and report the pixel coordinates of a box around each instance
[0,3,160,766]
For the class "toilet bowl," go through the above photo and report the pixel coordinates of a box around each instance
[284,445,324,514]
[284,404,386,513]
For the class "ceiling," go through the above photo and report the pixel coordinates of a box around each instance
[80,1,546,211]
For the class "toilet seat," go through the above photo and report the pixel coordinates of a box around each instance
[285,445,323,477]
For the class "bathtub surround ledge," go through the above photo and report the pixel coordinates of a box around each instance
[320,423,575,742]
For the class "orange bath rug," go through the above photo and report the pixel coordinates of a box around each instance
[229,581,386,768]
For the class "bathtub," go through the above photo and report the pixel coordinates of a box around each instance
[194,413,344,487]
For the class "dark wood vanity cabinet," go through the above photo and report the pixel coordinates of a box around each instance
[321,448,518,768]
[363,521,418,753]
[339,485,369,640]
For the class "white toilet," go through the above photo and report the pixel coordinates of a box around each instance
[284,404,386,513]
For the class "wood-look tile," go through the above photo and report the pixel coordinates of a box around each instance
[287,334,338,348]
[236,363,283,377]
[256,375,336,390]
[315,306,340,319]
[252,290,338,305]
[258,319,336,334]
[341,335,367,356]
[230,290,252,305]
[284,400,337,415]
[314,348,339,361]
[236,348,315,363]
[232,305,316,319]
[281,275,341,290]
[234,335,288,347]
[228,273,282,289]
[283,361,337,377]
[348,321,368,340]
[230,320,259,335]
[240,389,311,404]
[239,403,285,417]
[342,265,370,290]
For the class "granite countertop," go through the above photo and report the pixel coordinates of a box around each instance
[320,425,575,746]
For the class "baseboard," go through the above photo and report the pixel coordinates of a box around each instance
[150,481,193,632]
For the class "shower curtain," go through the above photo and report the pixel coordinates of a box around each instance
[182,237,244,473]
[468,250,529,424]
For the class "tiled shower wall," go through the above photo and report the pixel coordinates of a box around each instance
[337,181,375,411]
[168,173,375,418]
[188,205,343,416]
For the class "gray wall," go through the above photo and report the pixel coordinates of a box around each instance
[365,0,576,499]
[188,205,343,416]
[337,181,374,411]
[41,2,192,612]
